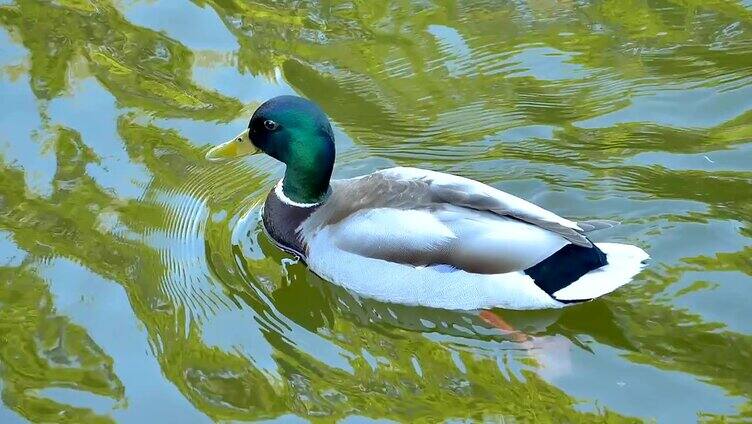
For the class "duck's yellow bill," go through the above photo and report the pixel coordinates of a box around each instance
[206,128,259,161]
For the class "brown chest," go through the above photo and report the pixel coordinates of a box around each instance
[261,189,318,258]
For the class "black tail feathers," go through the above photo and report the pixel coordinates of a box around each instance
[524,243,608,302]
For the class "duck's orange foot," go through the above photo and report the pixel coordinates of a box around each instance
[479,310,532,346]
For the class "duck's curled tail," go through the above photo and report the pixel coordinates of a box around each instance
[525,243,649,303]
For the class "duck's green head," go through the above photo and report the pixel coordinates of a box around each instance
[207,95,335,204]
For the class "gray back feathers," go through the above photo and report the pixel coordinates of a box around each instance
[299,168,602,249]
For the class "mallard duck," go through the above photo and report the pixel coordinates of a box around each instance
[207,95,649,310]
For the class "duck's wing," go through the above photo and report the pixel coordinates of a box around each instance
[309,203,570,274]
[412,168,594,247]
[301,166,594,249]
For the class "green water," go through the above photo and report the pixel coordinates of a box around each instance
[0,0,751,422]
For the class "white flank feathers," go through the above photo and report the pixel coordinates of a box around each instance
[306,225,563,310]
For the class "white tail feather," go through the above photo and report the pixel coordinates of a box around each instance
[553,243,649,301]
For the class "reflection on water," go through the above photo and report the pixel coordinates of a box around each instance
[1,0,751,421]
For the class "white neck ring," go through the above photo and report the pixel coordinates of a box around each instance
[274,180,320,208]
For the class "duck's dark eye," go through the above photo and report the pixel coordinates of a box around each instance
[263,120,279,131]
[236,137,243,142]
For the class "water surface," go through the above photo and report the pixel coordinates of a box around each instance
[0,0,751,422]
